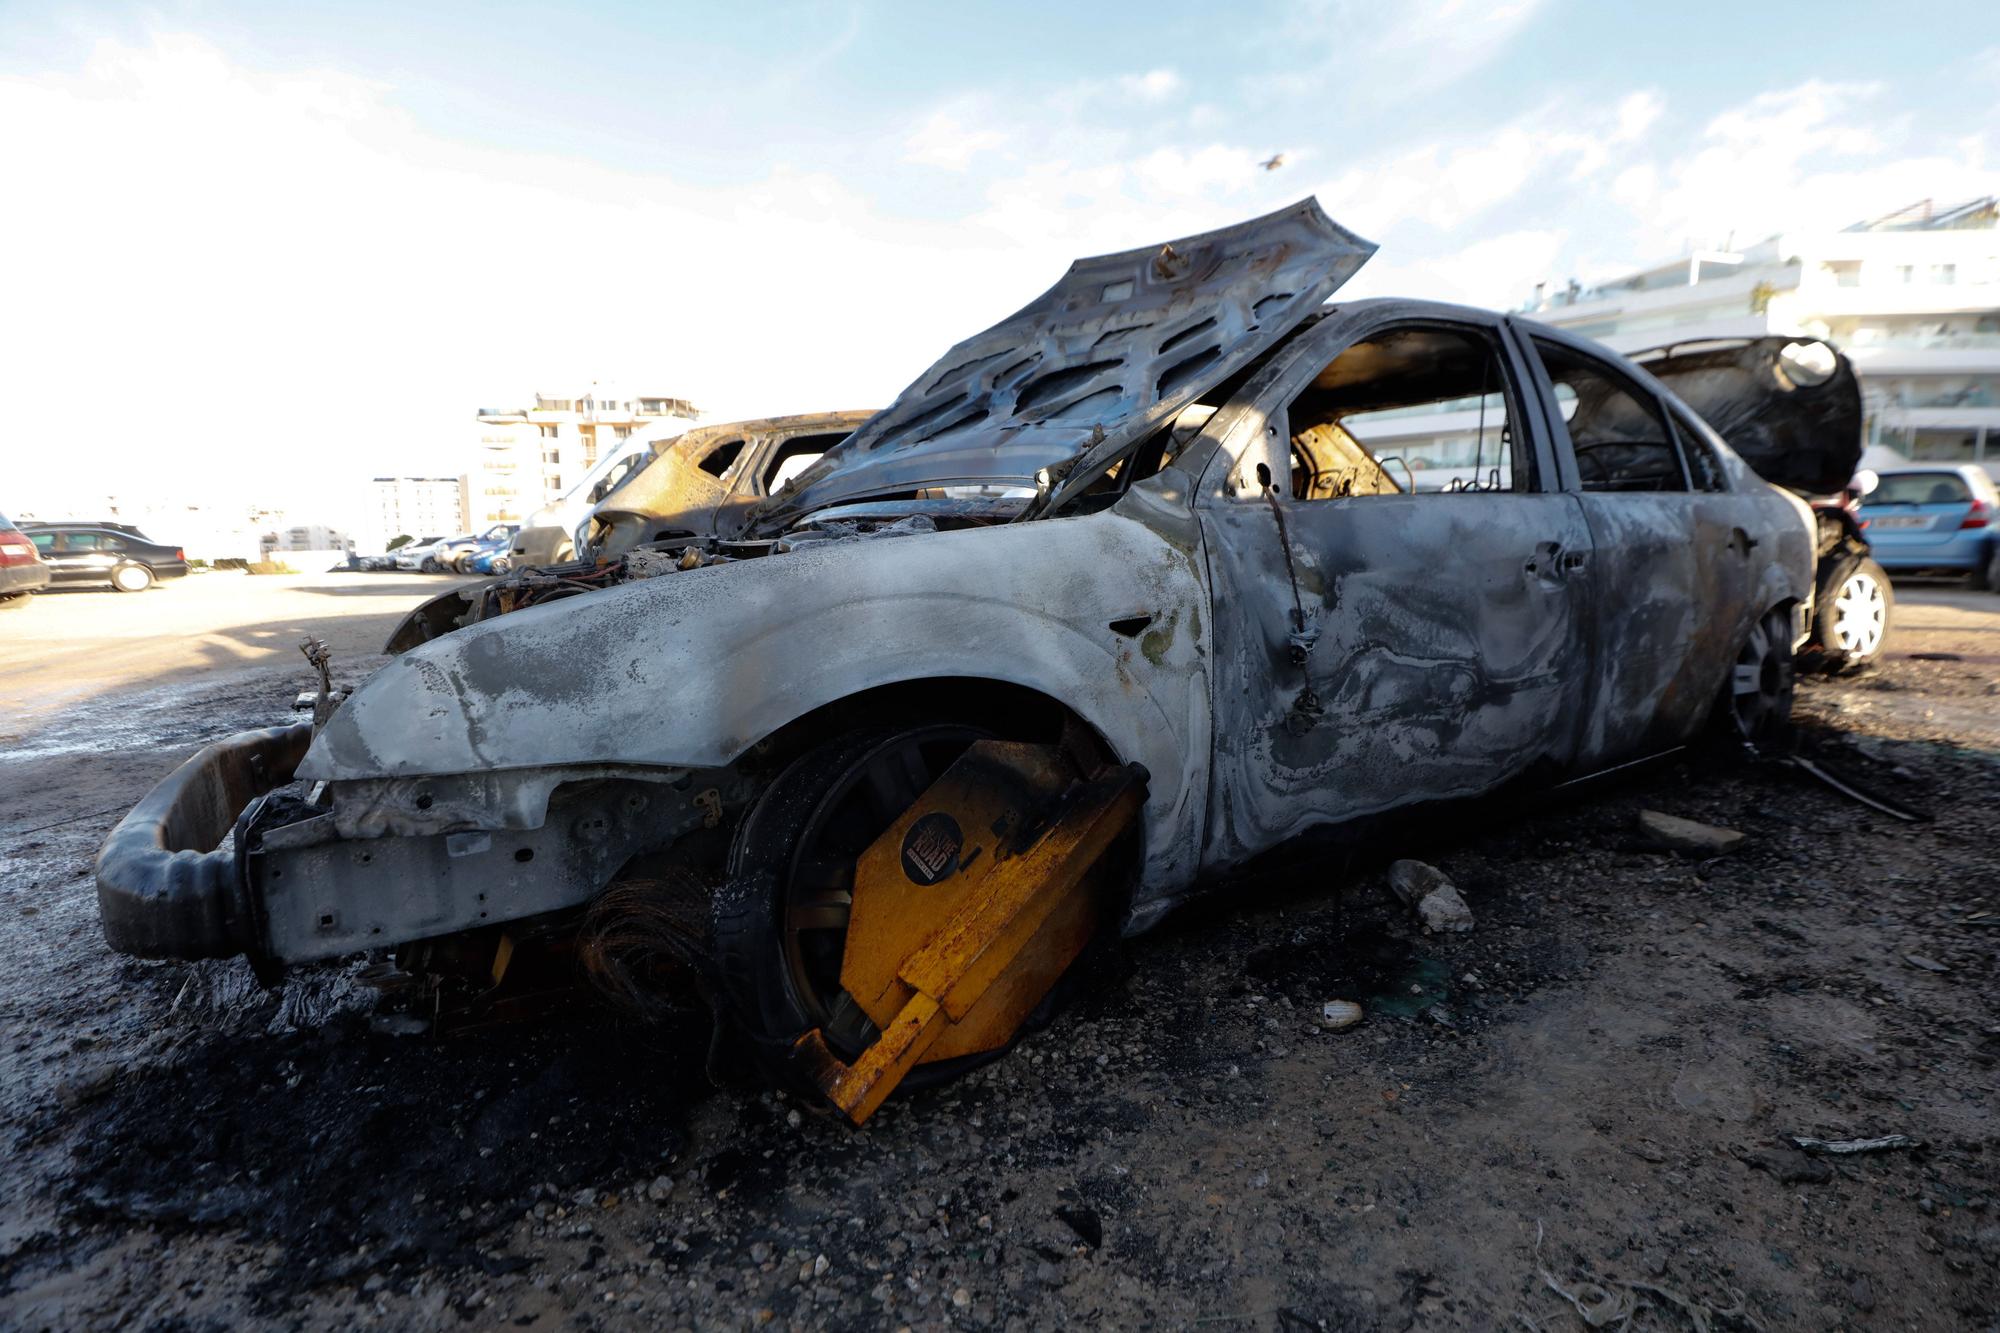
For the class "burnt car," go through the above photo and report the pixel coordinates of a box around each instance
[386,411,876,653]
[97,200,1816,1115]
[1627,337,1881,673]
[576,410,876,560]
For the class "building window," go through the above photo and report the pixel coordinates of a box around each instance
[1906,429,1979,463]
[1895,265,1914,284]
[1932,264,1957,285]
[538,424,558,438]
[614,425,632,439]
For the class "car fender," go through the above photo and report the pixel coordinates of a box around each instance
[302,508,1214,901]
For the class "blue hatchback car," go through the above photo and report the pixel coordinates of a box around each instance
[1859,465,2000,587]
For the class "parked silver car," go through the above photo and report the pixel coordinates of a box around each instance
[98,200,1813,1103]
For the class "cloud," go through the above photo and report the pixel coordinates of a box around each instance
[1116,68,1183,103]
[0,37,1068,515]
[1271,0,1549,102]
[1605,80,1995,256]
[902,105,1009,171]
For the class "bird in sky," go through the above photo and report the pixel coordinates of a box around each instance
[1260,152,1286,171]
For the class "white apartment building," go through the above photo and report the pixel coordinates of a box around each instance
[367,476,469,550]
[1520,196,2000,481]
[471,386,699,527]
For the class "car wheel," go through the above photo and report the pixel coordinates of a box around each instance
[452,555,474,574]
[0,592,31,611]
[1812,557,1893,674]
[713,724,1102,1099]
[111,563,154,593]
[420,557,441,573]
[1721,607,1795,751]
[489,555,512,574]
[1986,544,2000,594]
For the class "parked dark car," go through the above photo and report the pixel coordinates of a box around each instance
[21,523,190,592]
[0,510,54,607]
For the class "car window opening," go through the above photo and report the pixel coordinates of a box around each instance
[1284,325,1529,499]
[1532,337,1693,494]
[763,433,853,493]
[697,439,745,478]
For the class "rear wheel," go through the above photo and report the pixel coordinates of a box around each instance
[0,592,31,610]
[1984,544,2000,594]
[111,563,153,593]
[1723,607,1796,750]
[1812,557,1892,674]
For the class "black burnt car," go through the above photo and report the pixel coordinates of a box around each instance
[22,522,190,593]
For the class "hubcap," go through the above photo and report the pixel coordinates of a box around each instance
[1831,572,1885,657]
[1730,616,1794,745]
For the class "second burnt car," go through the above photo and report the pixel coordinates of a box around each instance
[99,200,1821,1109]
[1625,336,1885,674]
[384,411,876,652]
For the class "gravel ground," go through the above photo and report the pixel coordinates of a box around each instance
[2,577,1998,1330]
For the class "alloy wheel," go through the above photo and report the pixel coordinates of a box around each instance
[1729,613,1795,747]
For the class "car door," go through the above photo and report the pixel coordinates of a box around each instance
[1196,307,1597,869]
[1515,328,1760,763]
[27,531,67,579]
[53,531,120,581]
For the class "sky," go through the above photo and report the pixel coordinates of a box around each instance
[2,0,1996,522]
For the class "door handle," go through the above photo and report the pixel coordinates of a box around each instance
[1526,541,1583,585]
[1728,528,1759,556]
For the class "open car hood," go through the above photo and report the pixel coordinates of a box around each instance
[1633,336,1863,495]
[747,198,1375,532]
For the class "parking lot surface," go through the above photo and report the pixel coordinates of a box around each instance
[2,574,1998,1329]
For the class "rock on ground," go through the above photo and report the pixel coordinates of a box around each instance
[1636,809,1747,856]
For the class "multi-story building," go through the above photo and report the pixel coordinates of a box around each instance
[471,386,699,527]
[367,476,469,550]
[1520,196,2000,481]
[265,523,352,554]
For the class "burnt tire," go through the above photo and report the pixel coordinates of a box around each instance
[712,724,1098,1102]
[1812,556,1892,675]
[1719,606,1796,752]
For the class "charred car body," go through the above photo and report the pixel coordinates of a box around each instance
[1626,337,1883,673]
[99,201,1826,1114]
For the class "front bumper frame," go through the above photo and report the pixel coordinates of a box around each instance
[95,723,314,960]
[96,725,732,971]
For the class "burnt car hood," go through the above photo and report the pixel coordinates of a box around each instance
[747,198,1375,532]
[1633,336,1862,495]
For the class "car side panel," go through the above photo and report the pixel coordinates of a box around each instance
[301,498,1217,924]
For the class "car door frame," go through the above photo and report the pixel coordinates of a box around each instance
[1506,320,1766,761]
[1185,298,1601,873]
